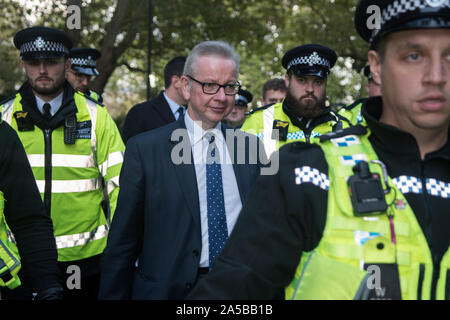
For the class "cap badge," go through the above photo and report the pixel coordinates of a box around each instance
[309,52,320,66]
[425,0,447,7]
[34,37,45,49]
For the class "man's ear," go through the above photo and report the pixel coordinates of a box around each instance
[172,75,181,89]
[368,50,382,87]
[65,58,72,73]
[284,73,290,89]
[180,75,191,101]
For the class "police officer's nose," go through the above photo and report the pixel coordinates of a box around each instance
[81,77,89,87]
[305,80,314,94]
[425,55,446,87]
[39,61,48,74]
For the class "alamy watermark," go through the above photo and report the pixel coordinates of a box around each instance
[66,265,81,290]
[366,1,449,31]
[66,5,81,30]
[366,5,381,31]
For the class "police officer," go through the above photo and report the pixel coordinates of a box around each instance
[67,47,103,103]
[0,120,62,300]
[223,88,253,128]
[189,0,450,300]
[339,65,382,125]
[242,44,349,157]
[0,26,125,300]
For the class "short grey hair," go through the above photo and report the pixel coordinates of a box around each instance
[183,40,240,79]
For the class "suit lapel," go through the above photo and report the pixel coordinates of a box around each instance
[169,118,201,227]
[155,91,176,124]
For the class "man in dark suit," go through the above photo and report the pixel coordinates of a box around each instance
[121,56,187,144]
[99,40,269,300]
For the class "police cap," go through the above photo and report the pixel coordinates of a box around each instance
[14,26,73,61]
[355,0,450,46]
[69,48,102,76]
[235,89,253,107]
[282,44,338,79]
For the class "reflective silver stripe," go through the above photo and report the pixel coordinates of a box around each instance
[98,151,124,176]
[28,154,96,168]
[35,178,102,193]
[55,224,108,249]
[84,97,98,150]
[6,229,16,245]
[107,175,120,195]
[263,106,277,158]
[1,99,15,125]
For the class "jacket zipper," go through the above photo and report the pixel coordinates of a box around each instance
[305,119,312,143]
[44,128,52,217]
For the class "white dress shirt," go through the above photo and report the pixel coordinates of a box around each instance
[35,92,63,117]
[164,91,184,120]
[184,112,242,268]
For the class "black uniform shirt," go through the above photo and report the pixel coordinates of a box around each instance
[0,121,61,292]
[188,97,450,299]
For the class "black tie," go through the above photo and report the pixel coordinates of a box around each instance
[176,106,185,119]
[43,103,52,120]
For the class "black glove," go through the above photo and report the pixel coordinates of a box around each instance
[34,286,64,300]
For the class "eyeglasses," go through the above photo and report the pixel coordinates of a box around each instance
[68,70,91,81]
[187,75,241,96]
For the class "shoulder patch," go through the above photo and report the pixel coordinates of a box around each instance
[245,103,275,116]
[0,94,17,106]
[83,92,105,107]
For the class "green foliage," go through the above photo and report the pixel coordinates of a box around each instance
[0,0,370,115]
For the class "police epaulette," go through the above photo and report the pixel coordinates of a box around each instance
[0,94,17,106]
[319,124,367,142]
[83,92,105,107]
[245,103,275,116]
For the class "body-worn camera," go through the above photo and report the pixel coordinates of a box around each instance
[348,161,387,216]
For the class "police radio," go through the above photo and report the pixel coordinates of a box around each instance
[348,161,388,216]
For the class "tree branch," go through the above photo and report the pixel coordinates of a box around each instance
[118,60,146,74]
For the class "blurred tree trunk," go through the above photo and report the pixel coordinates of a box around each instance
[91,0,148,94]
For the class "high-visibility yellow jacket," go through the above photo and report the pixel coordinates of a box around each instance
[286,128,450,300]
[242,101,350,158]
[0,85,124,262]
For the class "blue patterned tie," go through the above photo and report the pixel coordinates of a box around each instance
[205,132,228,269]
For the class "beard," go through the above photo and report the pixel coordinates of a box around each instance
[29,75,65,96]
[284,90,327,119]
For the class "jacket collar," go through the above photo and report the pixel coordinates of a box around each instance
[18,80,77,129]
[362,97,449,160]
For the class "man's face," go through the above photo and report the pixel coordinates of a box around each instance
[225,104,246,125]
[22,57,68,98]
[66,68,91,93]
[284,73,327,118]
[262,89,286,105]
[369,29,450,134]
[182,55,237,130]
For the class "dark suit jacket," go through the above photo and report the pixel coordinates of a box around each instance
[99,117,266,300]
[121,91,175,144]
